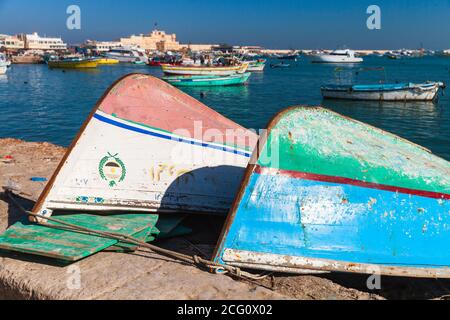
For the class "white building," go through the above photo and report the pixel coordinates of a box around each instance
[0,34,25,50]
[84,40,122,52]
[20,32,67,50]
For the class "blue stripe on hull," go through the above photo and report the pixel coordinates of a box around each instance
[219,172,450,268]
[93,113,251,158]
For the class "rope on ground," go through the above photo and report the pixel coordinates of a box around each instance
[3,189,271,286]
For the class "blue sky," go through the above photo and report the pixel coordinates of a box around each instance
[0,0,449,49]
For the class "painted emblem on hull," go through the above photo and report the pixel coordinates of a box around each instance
[99,153,126,187]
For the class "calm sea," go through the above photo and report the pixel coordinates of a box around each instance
[0,56,449,160]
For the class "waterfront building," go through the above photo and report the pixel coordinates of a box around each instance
[181,43,216,52]
[0,34,25,51]
[19,32,67,50]
[120,29,180,51]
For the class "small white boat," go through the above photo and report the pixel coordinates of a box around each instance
[104,47,148,63]
[311,49,363,64]
[246,59,266,72]
[321,82,445,101]
[0,53,9,75]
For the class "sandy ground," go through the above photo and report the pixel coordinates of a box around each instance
[0,138,449,300]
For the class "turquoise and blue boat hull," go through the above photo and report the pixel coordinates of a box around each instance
[214,107,450,278]
[163,73,251,87]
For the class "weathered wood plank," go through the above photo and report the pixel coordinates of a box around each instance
[0,213,159,261]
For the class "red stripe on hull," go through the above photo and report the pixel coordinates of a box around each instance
[254,166,450,200]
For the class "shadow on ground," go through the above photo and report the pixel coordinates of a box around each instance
[2,192,450,300]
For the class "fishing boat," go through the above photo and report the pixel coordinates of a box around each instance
[246,59,266,72]
[48,57,99,69]
[310,49,363,63]
[214,106,450,278]
[11,52,44,64]
[31,73,258,220]
[161,63,249,76]
[321,82,445,101]
[270,62,290,68]
[95,58,120,65]
[278,51,300,60]
[163,73,251,87]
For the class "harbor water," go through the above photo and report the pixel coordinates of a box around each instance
[0,56,449,160]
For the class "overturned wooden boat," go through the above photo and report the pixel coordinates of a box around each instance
[33,73,258,219]
[161,63,249,76]
[214,107,450,278]
[321,82,445,101]
[162,73,251,87]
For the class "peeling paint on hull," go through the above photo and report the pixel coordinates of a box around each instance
[214,107,450,278]
[33,74,258,219]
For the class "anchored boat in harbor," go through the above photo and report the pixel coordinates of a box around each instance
[246,59,266,72]
[163,73,251,87]
[161,63,249,76]
[95,57,120,65]
[321,82,446,101]
[48,57,99,69]
[311,49,363,63]
[214,107,450,278]
[103,47,148,63]
[0,53,8,75]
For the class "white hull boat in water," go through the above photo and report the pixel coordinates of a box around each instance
[321,82,445,101]
[104,47,148,63]
[0,53,9,74]
[311,49,363,63]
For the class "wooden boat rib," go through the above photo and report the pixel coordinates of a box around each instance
[163,73,251,87]
[214,106,450,278]
[321,82,445,101]
[161,63,249,76]
[33,73,258,220]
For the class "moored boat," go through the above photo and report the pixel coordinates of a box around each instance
[48,57,99,69]
[321,82,445,101]
[278,51,300,60]
[246,59,266,72]
[104,47,148,63]
[163,73,251,87]
[32,73,258,219]
[214,106,450,278]
[161,63,249,76]
[0,53,8,75]
[95,58,120,65]
[311,49,363,63]
[270,62,290,68]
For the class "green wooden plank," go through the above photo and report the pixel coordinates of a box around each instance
[156,214,186,236]
[0,213,159,261]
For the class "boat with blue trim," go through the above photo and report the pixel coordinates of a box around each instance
[162,73,251,87]
[214,106,450,278]
[321,82,445,101]
[32,73,258,220]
